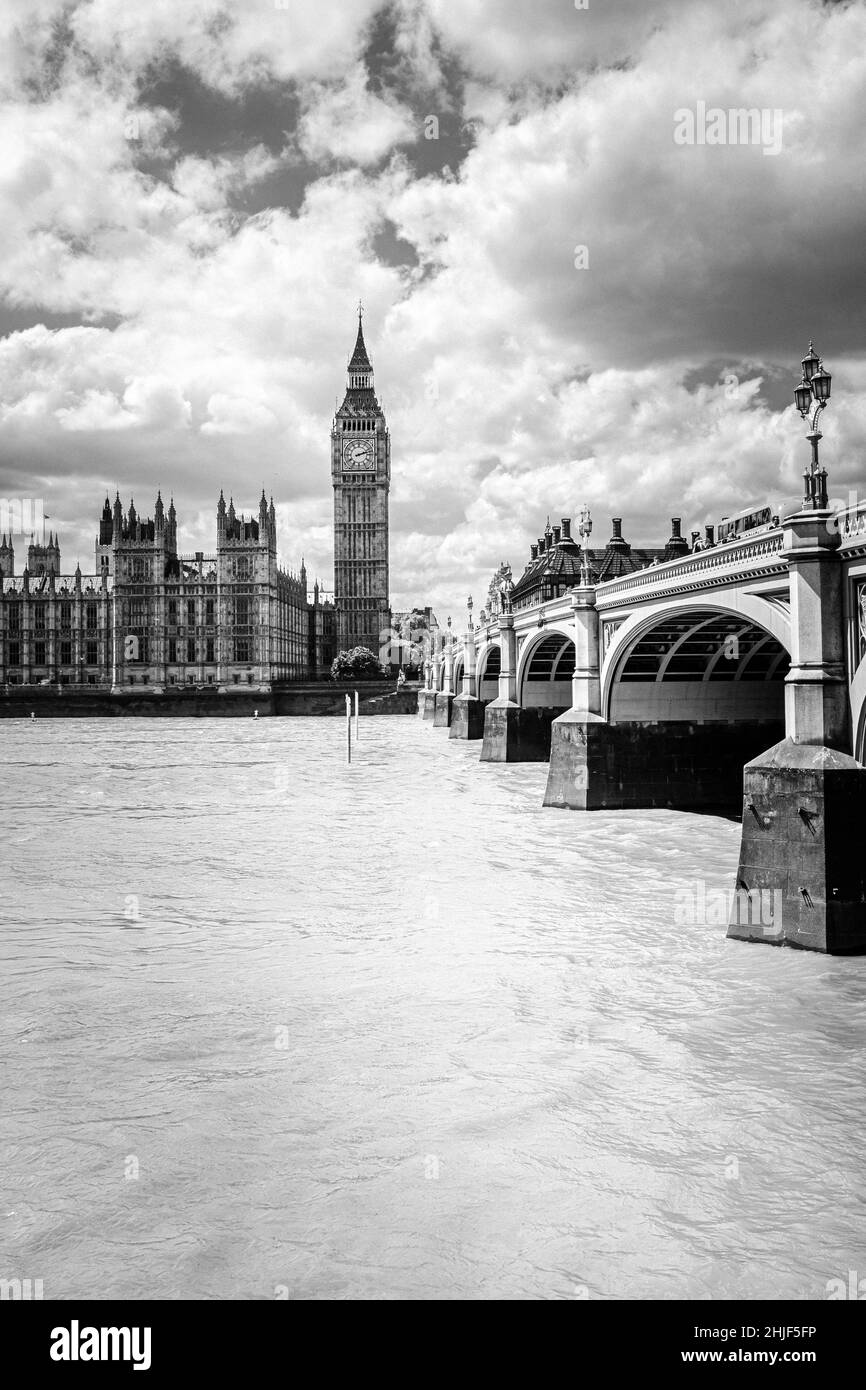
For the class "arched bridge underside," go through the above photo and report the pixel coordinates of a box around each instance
[477,643,501,700]
[521,632,576,707]
[609,609,789,724]
[537,605,790,814]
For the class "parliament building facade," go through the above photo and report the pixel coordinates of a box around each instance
[0,493,335,692]
[0,315,391,693]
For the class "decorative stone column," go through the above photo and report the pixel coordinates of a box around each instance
[418,657,437,720]
[479,613,523,759]
[728,508,866,953]
[543,584,611,807]
[433,640,455,727]
[450,624,486,740]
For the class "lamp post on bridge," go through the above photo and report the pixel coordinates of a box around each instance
[578,504,593,584]
[794,342,832,510]
[462,595,477,700]
[727,337,866,954]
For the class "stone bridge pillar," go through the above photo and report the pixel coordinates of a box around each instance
[450,624,485,740]
[479,614,525,760]
[543,584,611,807]
[417,659,437,719]
[728,509,866,953]
[433,640,455,727]
[463,628,477,697]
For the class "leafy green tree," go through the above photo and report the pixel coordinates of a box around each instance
[330,646,387,681]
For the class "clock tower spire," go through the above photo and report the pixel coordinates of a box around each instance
[331,309,391,656]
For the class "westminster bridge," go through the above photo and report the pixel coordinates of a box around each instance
[418,498,866,955]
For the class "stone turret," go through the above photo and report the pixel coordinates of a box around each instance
[27,531,60,575]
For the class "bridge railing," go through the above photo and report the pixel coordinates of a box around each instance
[596,530,786,604]
[839,498,866,544]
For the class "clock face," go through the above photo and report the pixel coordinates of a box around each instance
[342,438,374,470]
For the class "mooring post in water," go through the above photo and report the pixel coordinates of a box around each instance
[346,694,352,764]
[354,689,360,742]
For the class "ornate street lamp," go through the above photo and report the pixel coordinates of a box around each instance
[577,504,593,584]
[794,341,832,509]
[467,594,473,630]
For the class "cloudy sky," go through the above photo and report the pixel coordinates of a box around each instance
[1,0,865,615]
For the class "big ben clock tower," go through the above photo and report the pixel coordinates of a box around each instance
[331,308,391,655]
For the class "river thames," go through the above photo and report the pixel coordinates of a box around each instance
[2,716,865,1300]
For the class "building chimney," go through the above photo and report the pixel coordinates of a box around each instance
[561,517,571,540]
[670,516,682,538]
[553,525,561,544]
[691,530,701,548]
[705,523,715,546]
[611,517,623,540]
[530,543,538,560]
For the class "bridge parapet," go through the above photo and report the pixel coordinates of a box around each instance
[596,530,786,606]
[839,499,866,547]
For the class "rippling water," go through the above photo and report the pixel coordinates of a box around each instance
[2,715,866,1301]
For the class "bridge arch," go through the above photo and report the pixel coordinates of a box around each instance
[601,594,792,724]
[476,640,501,700]
[452,651,464,690]
[516,623,576,708]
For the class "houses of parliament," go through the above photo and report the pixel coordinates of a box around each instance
[0,315,391,693]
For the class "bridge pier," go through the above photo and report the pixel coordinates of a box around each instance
[727,740,866,952]
[417,661,436,722]
[450,618,486,739]
[727,509,866,953]
[450,695,487,739]
[480,614,552,760]
[545,715,783,810]
[544,585,606,804]
[417,688,437,720]
[433,692,454,726]
[432,639,456,726]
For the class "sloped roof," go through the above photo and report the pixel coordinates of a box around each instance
[511,524,667,604]
[348,316,372,372]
